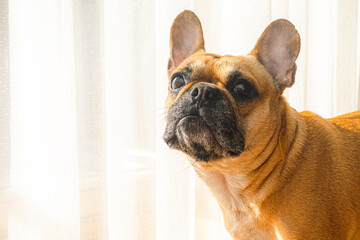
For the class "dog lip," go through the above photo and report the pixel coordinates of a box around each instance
[163,131,177,148]
[176,115,214,132]
[176,115,231,151]
[176,115,215,139]
[226,150,241,157]
[165,137,176,148]
[163,116,204,149]
[177,115,202,122]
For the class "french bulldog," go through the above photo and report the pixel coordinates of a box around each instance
[163,10,360,240]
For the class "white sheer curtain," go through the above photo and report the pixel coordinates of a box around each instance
[0,0,359,240]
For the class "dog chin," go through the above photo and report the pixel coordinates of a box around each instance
[166,116,241,162]
[175,116,220,161]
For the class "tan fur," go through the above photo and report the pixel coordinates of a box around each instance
[165,11,360,240]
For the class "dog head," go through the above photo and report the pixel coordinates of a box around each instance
[163,10,300,163]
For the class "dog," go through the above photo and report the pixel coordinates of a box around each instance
[163,10,360,240]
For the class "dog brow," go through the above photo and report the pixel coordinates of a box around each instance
[185,66,192,73]
[187,60,206,70]
[202,53,220,58]
[227,70,245,83]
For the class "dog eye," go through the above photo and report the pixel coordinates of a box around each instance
[233,80,255,100]
[171,75,186,90]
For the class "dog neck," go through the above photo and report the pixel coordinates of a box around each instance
[193,97,306,212]
[192,98,306,239]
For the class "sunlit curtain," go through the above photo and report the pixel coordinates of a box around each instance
[0,0,359,240]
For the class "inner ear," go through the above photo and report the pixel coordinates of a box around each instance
[168,10,205,74]
[250,19,300,90]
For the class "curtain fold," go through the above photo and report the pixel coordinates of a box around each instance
[0,1,10,239]
[73,0,108,239]
[0,0,10,192]
[0,0,359,240]
[8,0,79,239]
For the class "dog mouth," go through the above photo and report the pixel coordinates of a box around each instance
[176,116,219,156]
[163,113,244,162]
[164,116,212,146]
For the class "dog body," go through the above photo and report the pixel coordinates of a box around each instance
[163,11,360,239]
[194,108,360,240]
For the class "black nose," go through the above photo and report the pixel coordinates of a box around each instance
[190,84,221,102]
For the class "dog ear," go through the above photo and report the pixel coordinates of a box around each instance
[250,19,300,90]
[168,10,205,75]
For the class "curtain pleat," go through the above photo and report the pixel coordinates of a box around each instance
[8,0,79,239]
[0,0,10,191]
[72,0,108,239]
[0,1,10,239]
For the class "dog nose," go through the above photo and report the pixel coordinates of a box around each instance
[190,84,221,102]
